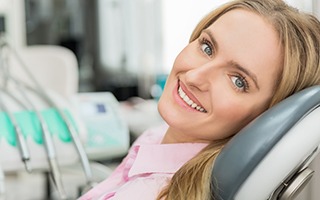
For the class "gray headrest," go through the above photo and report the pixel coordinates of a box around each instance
[211,86,320,200]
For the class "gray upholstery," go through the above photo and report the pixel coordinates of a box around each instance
[211,86,320,200]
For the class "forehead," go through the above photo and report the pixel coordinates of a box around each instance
[207,9,283,89]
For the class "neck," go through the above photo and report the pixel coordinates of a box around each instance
[161,126,209,144]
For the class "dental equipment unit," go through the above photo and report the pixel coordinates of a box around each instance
[0,35,95,199]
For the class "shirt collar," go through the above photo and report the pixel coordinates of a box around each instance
[128,143,208,177]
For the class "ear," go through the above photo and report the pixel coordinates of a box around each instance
[212,86,320,200]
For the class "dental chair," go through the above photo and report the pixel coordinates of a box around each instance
[212,85,320,200]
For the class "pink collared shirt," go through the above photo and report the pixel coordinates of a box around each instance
[79,124,208,200]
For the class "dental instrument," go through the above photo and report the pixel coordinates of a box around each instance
[0,41,31,173]
[0,91,31,173]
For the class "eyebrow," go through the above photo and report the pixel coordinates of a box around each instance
[229,61,260,90]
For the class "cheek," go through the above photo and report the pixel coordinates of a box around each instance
[213,97,258,132]
[216,99,246,120]
[159,74,175,103]
[157,78,176,117]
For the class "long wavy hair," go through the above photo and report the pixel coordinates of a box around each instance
[156,0,320,199]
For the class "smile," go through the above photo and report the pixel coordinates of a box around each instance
[178,86,207,113]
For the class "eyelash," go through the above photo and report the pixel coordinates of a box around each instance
[198,37,214,57]
[230,74,250,93]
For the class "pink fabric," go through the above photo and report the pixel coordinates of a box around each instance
[78,124,207,200]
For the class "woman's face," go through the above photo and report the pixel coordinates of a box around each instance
[158,9,283,143]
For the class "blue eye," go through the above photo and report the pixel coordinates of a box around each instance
[199,37,214,57]
[231,76,248,92]
[201,43,212,56]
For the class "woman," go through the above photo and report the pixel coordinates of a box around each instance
[80,0,320,199]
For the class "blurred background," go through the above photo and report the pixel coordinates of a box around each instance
[3,0,317,101]
[1,0,224,100]
[0,0,319,200]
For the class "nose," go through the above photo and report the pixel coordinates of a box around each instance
[185,62,215,92]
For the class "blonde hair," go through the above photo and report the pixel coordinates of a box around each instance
[157,0,320,200]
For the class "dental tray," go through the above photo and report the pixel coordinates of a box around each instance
[0,109,75,145]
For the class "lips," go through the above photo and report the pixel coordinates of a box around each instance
[178,81,207,113]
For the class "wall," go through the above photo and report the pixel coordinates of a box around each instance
[0,0,26,47]
[161,0,230,74]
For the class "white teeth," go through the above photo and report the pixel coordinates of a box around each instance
[178,86,207,113]
[183,96,189,102]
